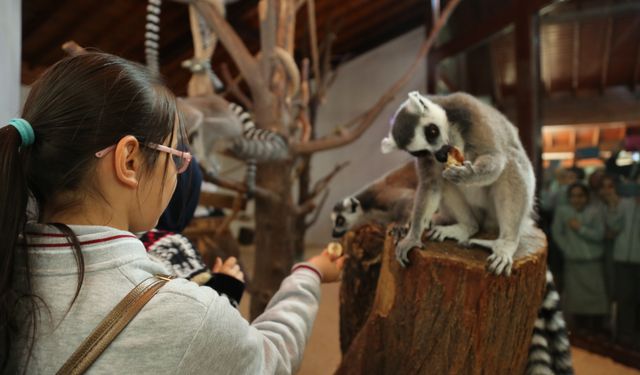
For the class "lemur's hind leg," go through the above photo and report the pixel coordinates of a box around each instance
[470,169,530,276]
[429,184,479,243]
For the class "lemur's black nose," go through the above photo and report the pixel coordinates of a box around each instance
[435,145,451,163]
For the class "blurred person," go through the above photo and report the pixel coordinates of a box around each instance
[552,183,608,332]
[601,174,640,348]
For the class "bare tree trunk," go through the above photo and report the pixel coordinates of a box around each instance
[251,161,295,319]
[294,155,311,260]
[337,227,548,374]
[249,0,297,319]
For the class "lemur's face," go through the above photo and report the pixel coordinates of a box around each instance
[331,197,362,238]
[381,91,450,161]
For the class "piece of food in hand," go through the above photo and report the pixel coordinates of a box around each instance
[327,242,343,257]
[446,146,464,168]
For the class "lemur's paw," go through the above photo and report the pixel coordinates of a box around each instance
[442,161,474,184]
[395,238,423,267]
[427,224,472,243]
[390,224,409,242]
[486,251,514,276]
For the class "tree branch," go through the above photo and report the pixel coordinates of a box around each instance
[295,160,347,217]
[316,30,338,102]
[297,58,312,142]
[309,161,349,199]
[305,189,329,230]
[291,0,461,155]
[220,63,254,110]
[191,0,270,102]
[295,0,307,12]
[306,0,321,86]
[200,165,280,203]
[259,0,278,83]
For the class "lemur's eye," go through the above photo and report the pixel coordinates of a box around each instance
[425,123,439,144]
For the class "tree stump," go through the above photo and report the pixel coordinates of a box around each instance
[337,225,547,375]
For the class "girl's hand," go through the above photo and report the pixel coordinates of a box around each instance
[306,248,346,283]
[212,256,244,282]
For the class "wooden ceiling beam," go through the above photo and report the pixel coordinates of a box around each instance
[434,0,552,61]
[600,16,614,93]
[515,0,542,173]
[633,38,640,93]
[91,1,149,58]
[40,2,138,65]
[329,0,422,55]
[571,21,580,95]
[541,2,640,24]
[23,1,108,63]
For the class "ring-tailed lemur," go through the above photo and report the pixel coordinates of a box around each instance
[331,161,417,238]
[179,97,288,197]
[145,2,287,196]
[381,91,536,276]
[526,270,574,375]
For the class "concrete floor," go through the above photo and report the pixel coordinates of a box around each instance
[237,246,639,374]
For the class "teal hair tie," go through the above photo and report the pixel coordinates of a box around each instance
[8,118,35,147]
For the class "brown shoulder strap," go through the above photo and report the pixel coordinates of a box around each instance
[56,274,174,375]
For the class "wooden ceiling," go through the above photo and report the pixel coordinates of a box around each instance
[21,0,640,102]
[441,0,640,99]
[22,0,428,96]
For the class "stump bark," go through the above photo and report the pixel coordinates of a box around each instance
[337,225,547,375]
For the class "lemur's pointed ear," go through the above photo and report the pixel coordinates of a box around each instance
[381,135,398,154]
[407,91,427,115]
[349,197,359,212]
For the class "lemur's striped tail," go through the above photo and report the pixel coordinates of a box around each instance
[145,0,162,75]
[526,270,574,375]
[228,103,289,161]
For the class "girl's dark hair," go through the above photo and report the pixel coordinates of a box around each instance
[567,182,590,199]
[0,52,181,369]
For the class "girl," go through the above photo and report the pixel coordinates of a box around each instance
[1,53,344,374]
[551,182,608,331]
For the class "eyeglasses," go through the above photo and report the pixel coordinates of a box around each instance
[95,142,192,174]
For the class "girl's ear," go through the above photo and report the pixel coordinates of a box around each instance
[114,136,142,189]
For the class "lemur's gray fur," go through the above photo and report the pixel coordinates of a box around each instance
[331,161,417,238]
[381,91,536,276]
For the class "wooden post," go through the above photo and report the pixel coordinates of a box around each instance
[515,1,542,183]
[337,225,547,374]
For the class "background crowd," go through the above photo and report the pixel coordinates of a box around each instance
[540,147,640,350]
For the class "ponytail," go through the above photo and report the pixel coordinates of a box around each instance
[0,124,31,369]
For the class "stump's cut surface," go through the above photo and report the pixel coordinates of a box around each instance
[337,226,547,375]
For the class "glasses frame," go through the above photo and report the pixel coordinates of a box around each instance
[95,142,192,174]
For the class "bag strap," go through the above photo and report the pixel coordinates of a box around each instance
[56,274,174,375]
